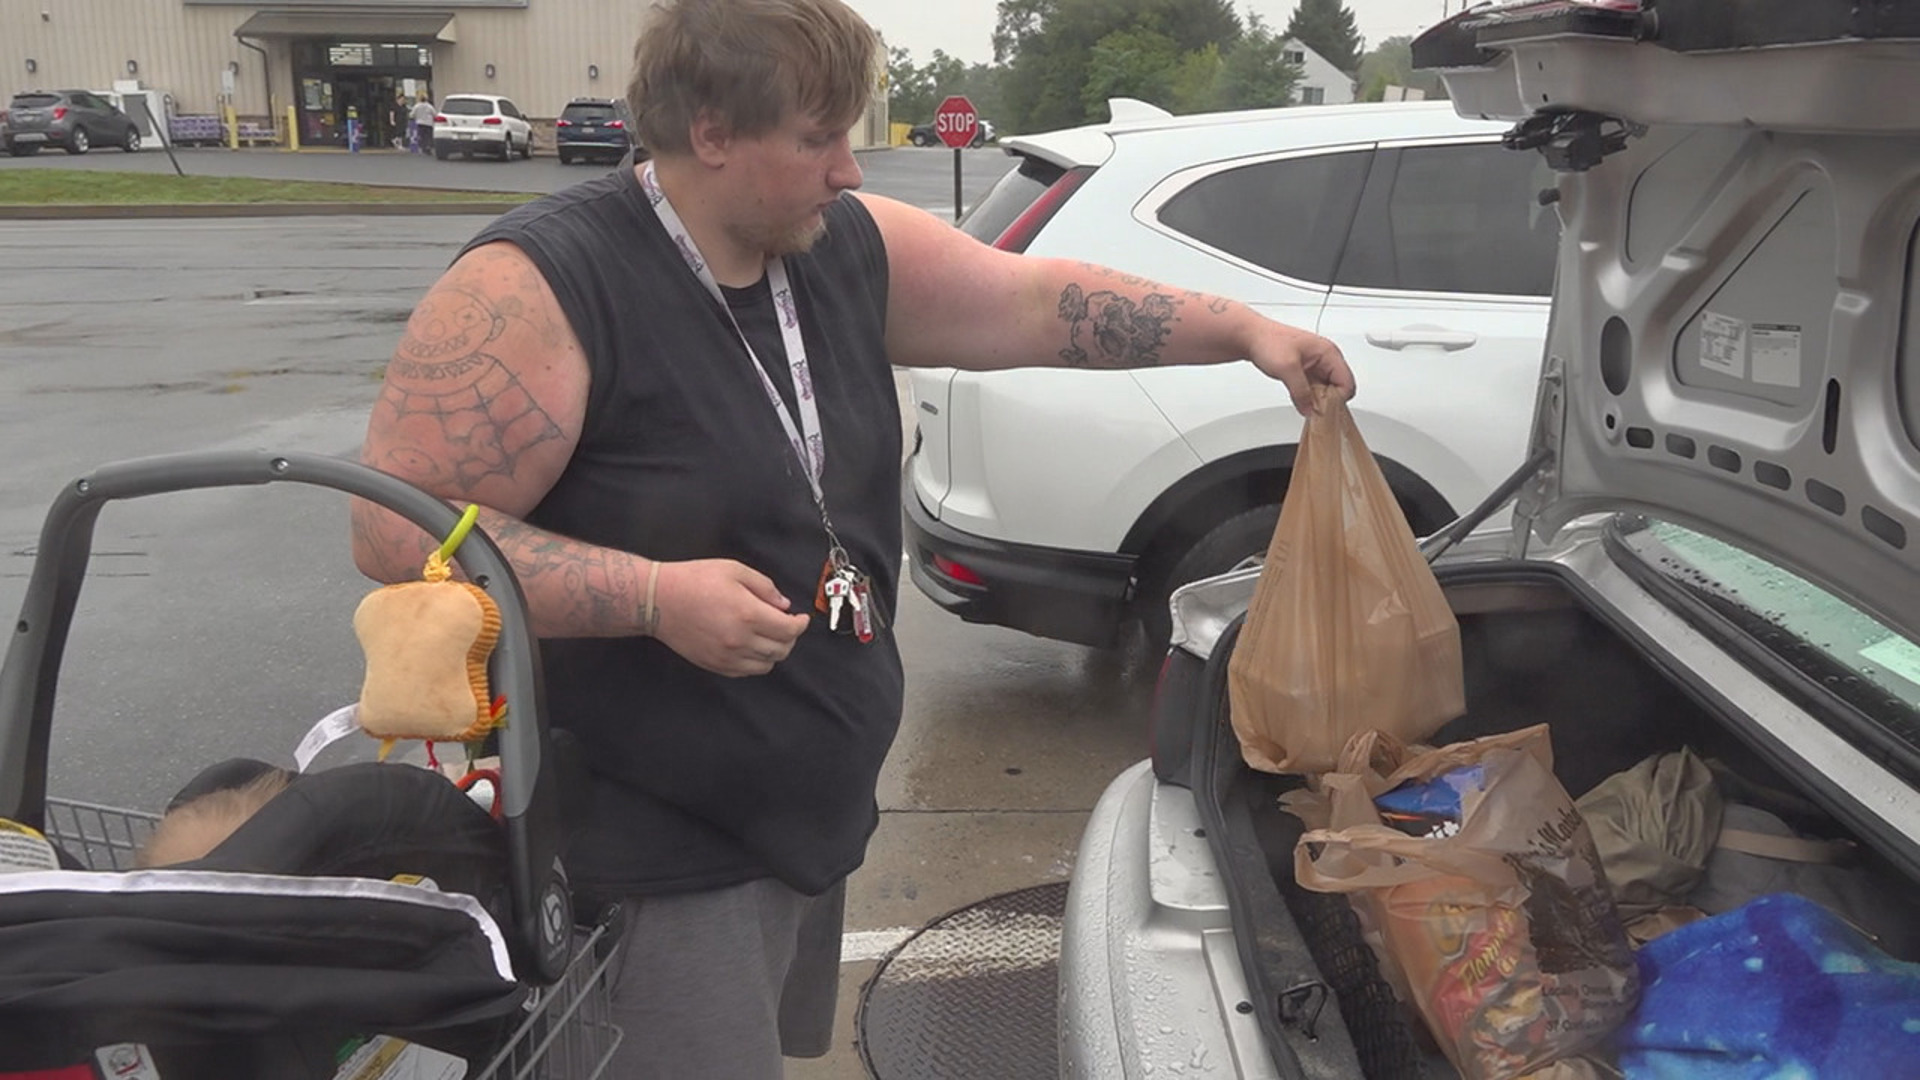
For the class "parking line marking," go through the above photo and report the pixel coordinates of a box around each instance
[842,927,916,963]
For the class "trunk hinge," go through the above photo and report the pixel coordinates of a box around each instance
[1509,353,1567,560]
[1419,354,1561,565]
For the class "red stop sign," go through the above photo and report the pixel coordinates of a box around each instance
[933,95,978,149]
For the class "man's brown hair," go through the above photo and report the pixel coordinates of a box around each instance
[627,0,879,155]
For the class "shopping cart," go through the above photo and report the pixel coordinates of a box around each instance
[0,451,624,1079]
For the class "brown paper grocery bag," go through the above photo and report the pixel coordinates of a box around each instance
[1226,390,1464,774]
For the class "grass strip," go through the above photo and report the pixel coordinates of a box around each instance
[0,169,538,206]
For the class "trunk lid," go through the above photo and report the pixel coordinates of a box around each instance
[1416,3,1920,648]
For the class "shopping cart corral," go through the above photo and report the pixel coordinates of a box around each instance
[0,451,623,1079]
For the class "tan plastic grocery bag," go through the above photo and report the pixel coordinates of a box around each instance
[1294,726,1639,1080]
[1226,390,1464,774]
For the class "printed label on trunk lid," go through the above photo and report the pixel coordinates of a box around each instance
[1749,323,1802,387]
[1699,311,1748,378]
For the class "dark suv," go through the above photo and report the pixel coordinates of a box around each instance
[2,90,141,156]
[554,97,636,165]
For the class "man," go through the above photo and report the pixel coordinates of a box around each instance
[387,93,408,150]
[409,94,436,153]
[350,0,1352,1075]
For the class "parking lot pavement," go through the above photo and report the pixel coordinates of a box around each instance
[0,143,1019,214]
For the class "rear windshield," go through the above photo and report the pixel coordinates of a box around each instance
[1615,517,1920,779]
[563,104,618,121]
[9,94,59,109]
[441,99,495,116]
[958,155,1068,246]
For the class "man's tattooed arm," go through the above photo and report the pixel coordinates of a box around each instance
[352,243,649,638]
[1052,264,1237,368]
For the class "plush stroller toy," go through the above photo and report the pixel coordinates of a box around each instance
[353,505,508,763]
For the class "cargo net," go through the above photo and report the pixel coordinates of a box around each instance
[1283,885,1431,1080]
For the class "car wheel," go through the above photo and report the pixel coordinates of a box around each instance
[122,127,141,152]
[434,144,450,161]
[65,127,90,155]
[6,142,39,157]
[520,136,533,160]
[558,150,573,165]
[1139,503,1281,655]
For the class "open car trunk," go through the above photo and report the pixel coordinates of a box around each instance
[1190,560,1920,1080]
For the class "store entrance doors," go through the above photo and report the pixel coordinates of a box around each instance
[292,41,433,148]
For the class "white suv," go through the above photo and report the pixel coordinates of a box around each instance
[434,93,534,161]
[904,100,1560,649]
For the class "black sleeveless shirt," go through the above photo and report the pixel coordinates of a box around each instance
[462,164,902,896]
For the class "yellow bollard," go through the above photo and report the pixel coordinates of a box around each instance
[224,105,239,150]
[286,104,300,151]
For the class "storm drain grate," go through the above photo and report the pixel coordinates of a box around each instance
[856,881,1068,1080]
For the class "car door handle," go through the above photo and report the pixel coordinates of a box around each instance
[1364,328,1479,351]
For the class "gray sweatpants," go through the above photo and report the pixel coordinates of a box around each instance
[606,876,846,1078]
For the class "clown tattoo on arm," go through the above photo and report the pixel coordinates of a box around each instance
[1054,264,1192,368]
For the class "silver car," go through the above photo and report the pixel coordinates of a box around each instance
[1059,6,1920,1078]
[2,90,141,156]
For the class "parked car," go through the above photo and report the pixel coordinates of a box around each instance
[1,90,141,156]
[904,99,1558,651]
[1059,7,1920,1079]
[907,118,995,148]
[555,97,637,165]
[432,93,533,161]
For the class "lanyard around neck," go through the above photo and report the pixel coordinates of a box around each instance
[640,161,828,512]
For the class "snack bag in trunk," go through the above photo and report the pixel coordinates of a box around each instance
[1294,726,1639,1080]
[1226,391,1464,774]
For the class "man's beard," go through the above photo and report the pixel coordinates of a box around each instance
[734,215,827,258]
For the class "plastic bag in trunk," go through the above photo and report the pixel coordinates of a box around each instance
[1293,726,1639,1080]
[1226,392,1464,774]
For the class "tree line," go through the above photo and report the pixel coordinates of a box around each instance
[887,0,1445,137]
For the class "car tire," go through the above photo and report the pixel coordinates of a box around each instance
[1139,503,1281,655]
[121,127,141,152]
[520,136,533,160]
[910,132,928,147]
[434,145,450,161]
[65,127,90,155]
[558,150,573,165]
[6,142,39,157]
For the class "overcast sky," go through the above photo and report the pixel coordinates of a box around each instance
[846,0,1461,66]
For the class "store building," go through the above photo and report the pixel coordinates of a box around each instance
[2,0,890,149]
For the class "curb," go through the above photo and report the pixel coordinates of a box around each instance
[0,201,530,220]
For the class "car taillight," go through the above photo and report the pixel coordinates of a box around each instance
[434,114,448,124]
[930,554,984,586]
[607,120,625,129]
[992,166,1095,253]
[555,119,572,127]
[483,116,502,125]
[52,106,67,121]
